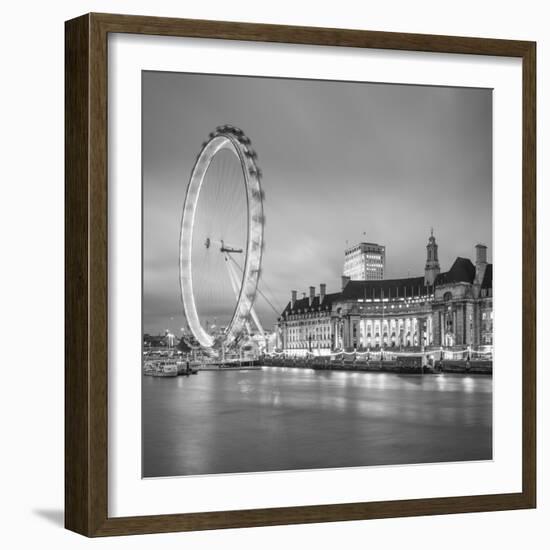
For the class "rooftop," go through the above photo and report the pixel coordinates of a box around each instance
[342,276,429,300]
[435,257,476,285]
[345,242,385,254]
[280,256,492,317]
[481,263,493,289]
[281,292,340,317]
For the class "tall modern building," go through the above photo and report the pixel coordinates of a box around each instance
[343,241,385,280]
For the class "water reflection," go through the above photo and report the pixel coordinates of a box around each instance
[142,368,492,477]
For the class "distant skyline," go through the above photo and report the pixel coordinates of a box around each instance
[143,72,492,335]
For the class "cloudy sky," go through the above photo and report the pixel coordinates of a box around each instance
[143,71,492,335]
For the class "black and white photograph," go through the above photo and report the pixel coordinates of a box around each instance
[1,0,544,544]
[142,71,493,478]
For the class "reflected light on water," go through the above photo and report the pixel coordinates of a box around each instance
[142,368,492,477]
[462,376,475,393]
[435,375,447,391]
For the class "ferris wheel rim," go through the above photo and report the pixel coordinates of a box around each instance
[179,126,264,348]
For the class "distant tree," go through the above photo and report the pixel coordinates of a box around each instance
[177,336,193,353]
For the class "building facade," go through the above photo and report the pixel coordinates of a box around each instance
[277,284,337,356]
[277,234,492,356]
[343,241,385,280]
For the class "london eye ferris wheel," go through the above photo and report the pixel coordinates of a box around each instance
[179,125,265,349]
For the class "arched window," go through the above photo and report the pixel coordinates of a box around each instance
[443,291,453,302]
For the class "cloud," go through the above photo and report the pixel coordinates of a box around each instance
[143,72,492,335]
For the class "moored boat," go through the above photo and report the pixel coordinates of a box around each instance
[144,360,179,377]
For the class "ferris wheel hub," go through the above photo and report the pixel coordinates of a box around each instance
[220,239,243,254]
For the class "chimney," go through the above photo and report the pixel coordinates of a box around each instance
[475,244,488,285]
[341,275,350,290]
[476,243,487,265]
[309,286,315,306]
[320,283,326,303]
[291,290,297,309]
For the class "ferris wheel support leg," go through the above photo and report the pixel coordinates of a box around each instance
[225,256,252,336]
[226,255,263,337]
[249,306,264,337]
[225,256,241,298]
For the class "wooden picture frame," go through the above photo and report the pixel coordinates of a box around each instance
[65,12,536,537]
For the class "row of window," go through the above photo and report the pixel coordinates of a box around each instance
[287,318,330,327]
[287,310,330,318]
[287,323,332,343]
[356,302,429,312]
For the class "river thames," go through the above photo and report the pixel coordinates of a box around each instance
[142,367,492,478]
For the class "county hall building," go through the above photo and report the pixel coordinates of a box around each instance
[277,232,493,356]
